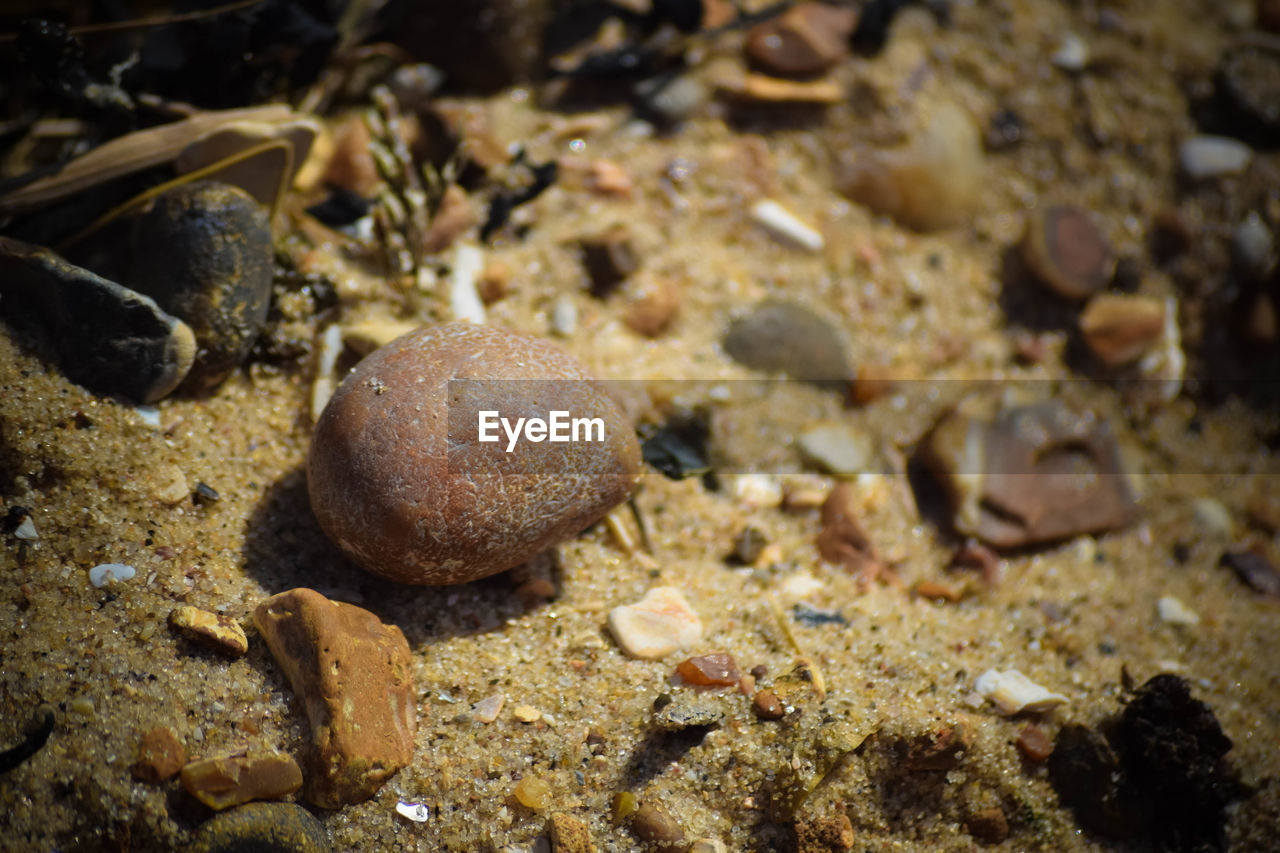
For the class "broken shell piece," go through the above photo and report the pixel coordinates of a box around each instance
[607,586,703,659]
[89,563,136,588]
[750,200,824,252]
[396,801,430,822]
[975,669,1068,714]
[918,400,1139,549]
[449,244,486,324]
[1157,595,1200,626]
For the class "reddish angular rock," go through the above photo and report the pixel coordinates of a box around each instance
[253,588,416,808]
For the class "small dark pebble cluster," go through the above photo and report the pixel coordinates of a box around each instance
[1049,674,1242,851]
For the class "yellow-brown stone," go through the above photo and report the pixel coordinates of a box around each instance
[253,588,416,808]
[180,752,303,811]
[169,606,249,656]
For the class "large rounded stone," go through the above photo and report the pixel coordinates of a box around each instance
[308,323,642,585]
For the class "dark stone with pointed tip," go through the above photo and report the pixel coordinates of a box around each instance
[129,181,272,393]
[0,236,195,403]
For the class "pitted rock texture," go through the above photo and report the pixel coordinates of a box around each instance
[253,588,416,808]
[307,322,642,585]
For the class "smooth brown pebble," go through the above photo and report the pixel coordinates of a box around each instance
[675,652,741,687]
[965,806,1010,844]
[625,276,680,337]
[132,726,186,783]
[308,323,642,585]
[1021,205,1116,300]
[630,801,686,846]
[744,2,854,77]
[1079,294,1165,366]
[752,689,785,720]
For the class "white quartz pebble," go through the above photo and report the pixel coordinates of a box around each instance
[89,563,136,588]
[608,586,703,659]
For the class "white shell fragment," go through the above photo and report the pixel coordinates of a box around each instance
[1051,33,1090,71]
[1178,135,1253,180]
[551,293,578,336]
[310,323,344,422]
[395,801,430,822]
[89,563,136,588]
[975,668,1068,714]
[1158,595,1201,626]
[449,243,486,325]
[607,586,703,659]
[750,199,825,252]
[14,515,38,540]
[134,405,163,428]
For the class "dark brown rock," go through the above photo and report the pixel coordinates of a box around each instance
[1221,546,1280,597]
[745,3,855,78]
[630,801,686,847]
[253,588,416,808]
[965,806,1009,844]
[752,689,785,720]
[307,323,642,585]
[0,236,195,403]
[1021,205,1116,300]
[581,225,639,297]
[902,722,974,771]
[919,400,1138,549]
[132,727,186,783]
[129,181,273,392]
[1016,723,1052,763]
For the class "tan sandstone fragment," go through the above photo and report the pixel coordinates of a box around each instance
[169,605,249,656]
[253,588,416,808]
[180,752,303,810]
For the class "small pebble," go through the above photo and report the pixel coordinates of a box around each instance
[1021,205,1116,300]
[14,514,38,541]
[513,705,542,723]
[608,586,703,659]
[514,775,551,809]
[473,693,505,724]
[308,324,641,585]
[89,563,136,588]
[180,752,303,811]
[548,812,597,853]
[189,802,331,853]
[1232,212,1274,280]
[1192,498,1234,538]
[733,474,782,509]
[1016,723,1052,763]
[69,696,95,716]
[752,689,785,720]
[723,300,852,385]
[965,806,1010,844]
[744,2,853,77]
[794,813,855,852]
[477,260,511,304]
[1221,547,1280,597]
[750,200,825,252]
[729,525,769,565]
[625,275,679,337]
[676,653,741,688]
[448,243,486,324]
[633,74,709,126]
[132,726,186,783]
[688,839,728,853]
[580,224,639,297]
[1051,32,1090,72]
[975,669,1068,714]
[169,606,250,657]
[551,293,579,336]
[1157,595,1200,626]
[1079,294,1166,366]
[1178,135,1253,180]
[797,423,875,476]
[423,185,477,254]
[630,801,686,846]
